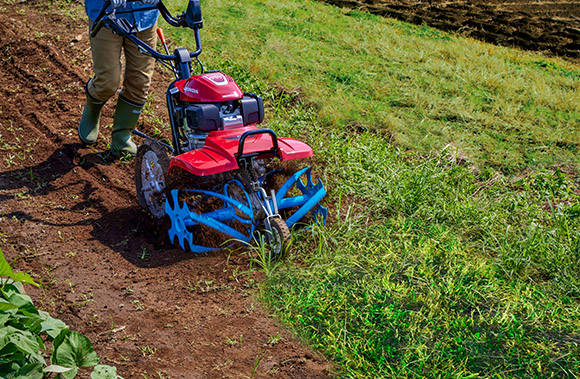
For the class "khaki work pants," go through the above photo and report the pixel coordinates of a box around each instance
[87,21,158,105]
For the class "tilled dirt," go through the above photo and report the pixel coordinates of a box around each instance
[1,0,578,378]
[325,0,580,62]
[0,2,330,378]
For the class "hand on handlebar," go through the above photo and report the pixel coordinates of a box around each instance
[111,0,159,8]
[111,0,127,8]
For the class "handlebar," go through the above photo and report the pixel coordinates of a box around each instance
[90,0,202,61]
[237,129,280,161]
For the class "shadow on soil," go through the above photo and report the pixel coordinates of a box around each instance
[0,143,214,268]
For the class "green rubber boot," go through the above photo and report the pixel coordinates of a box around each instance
[111,96,144,157]
[78,92,105,145]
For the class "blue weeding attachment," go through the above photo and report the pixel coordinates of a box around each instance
[165,180,257,253]
[273,166,327,227]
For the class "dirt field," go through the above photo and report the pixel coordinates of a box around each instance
[1,0,578,378]
[325,0,580,62]
[0,2,330,378]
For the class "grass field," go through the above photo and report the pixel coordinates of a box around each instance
[175,0,580,173]
[163,0,580,376]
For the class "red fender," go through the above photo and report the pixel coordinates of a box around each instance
[168,126,313,176]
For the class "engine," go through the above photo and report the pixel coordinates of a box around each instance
[185,93,264,132]
[173,72,264,152]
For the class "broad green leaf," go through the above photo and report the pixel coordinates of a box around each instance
[7,330,40,355]
[66,331,100,367]
[40,315,68,339]
[0,361,22,377]
[0,327,39,356]
[0,313,11,326]
[6,292,35,309]
[17,305,42,320]
[1,290,40,323]
[21,317,43,337]
[0,344,22,360]
[9,272,40,287]
[0,281,23,295]
[38,310,51,320]
[44,364,74,373]
[0,249,15,278]
[51,328,69,352]
[5,308,43,331]
[91,364,122,379]
[54,364,78,379]
[52,330,99,379]
[0,249,38,287]
[0,299,18,312]
[0,326,20,347]
[29,353,45,367]
[13,362,43,379]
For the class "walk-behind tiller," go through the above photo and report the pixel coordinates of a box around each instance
[91,0,327,256]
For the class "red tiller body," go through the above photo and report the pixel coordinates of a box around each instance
[168,126,314,176]
[174,72,244,103]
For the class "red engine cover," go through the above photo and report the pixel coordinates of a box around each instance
[174,72,244,103]
[168,126,314,176]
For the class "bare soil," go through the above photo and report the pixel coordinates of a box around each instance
[0,1,330,378]
[325,0,580,62]
[1,0,578,378]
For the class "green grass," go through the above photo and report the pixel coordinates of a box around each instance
[162,0,580,173]
[159,0,580,377]
[262,133,580,377]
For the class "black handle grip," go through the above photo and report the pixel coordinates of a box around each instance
[89,0,202,60]
[237,129,279,161]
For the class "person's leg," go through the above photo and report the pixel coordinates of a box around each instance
[79,23,123,145]
[119,22,157,104]
[110,23,158,155]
